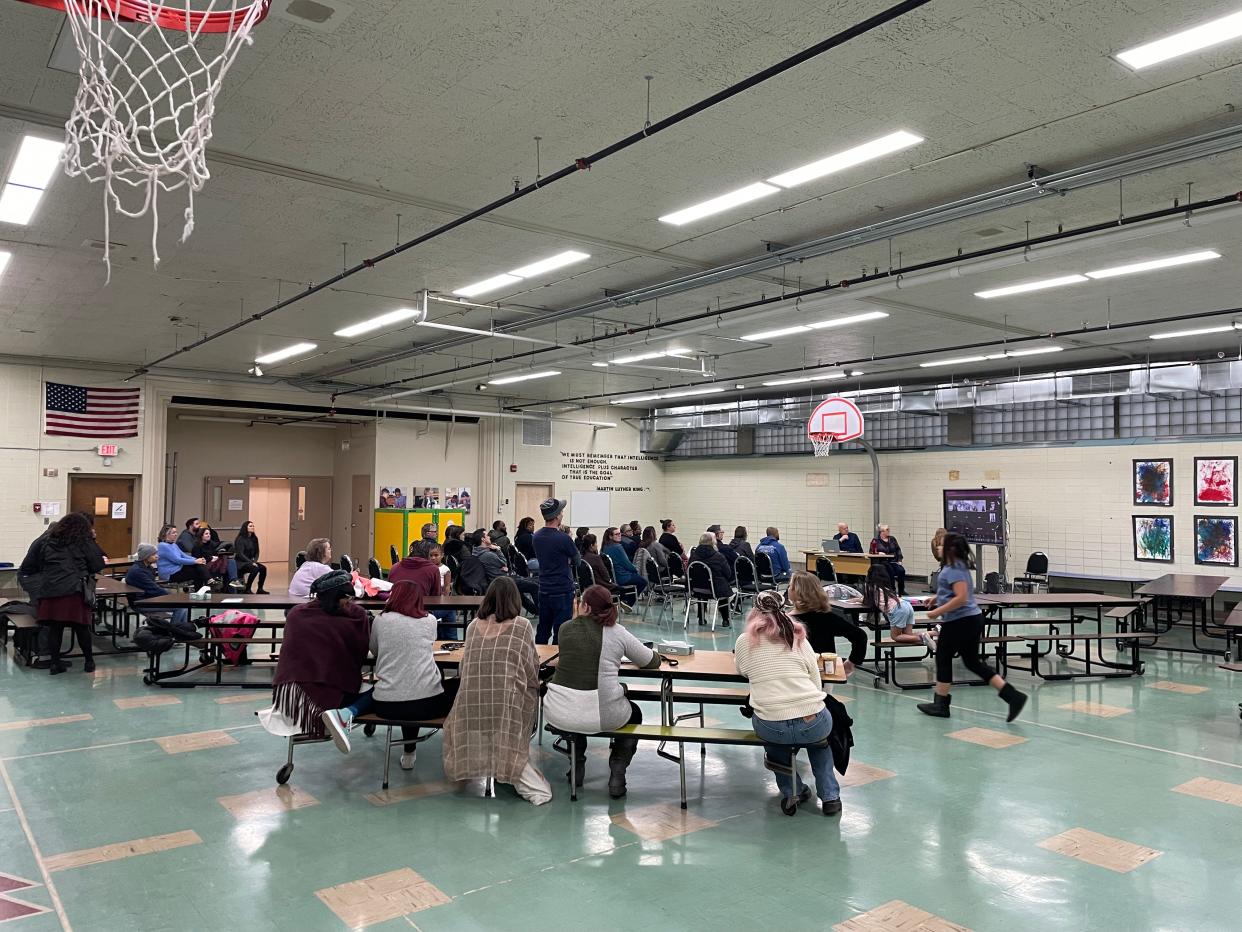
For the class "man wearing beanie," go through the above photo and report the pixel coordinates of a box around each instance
[125,543,191,627]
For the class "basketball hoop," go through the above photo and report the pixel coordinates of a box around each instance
[806,396,865,457]
[20,0,272,276]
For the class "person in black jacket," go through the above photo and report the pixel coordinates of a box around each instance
[20,521,59,668]
[787,571,868,674]
[688,533,734,627]
[125,543,191,627]
[35,512,105,674]
[233,521,269,593]
[659,519,685,560]
[513,517,537,559]
[192,527,242,591]
[442,525,468,563]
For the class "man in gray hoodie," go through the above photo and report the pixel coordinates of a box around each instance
[473,533,539,614]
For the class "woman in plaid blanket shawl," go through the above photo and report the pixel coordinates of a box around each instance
[442,578,552,804]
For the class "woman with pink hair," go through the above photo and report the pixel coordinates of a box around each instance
[734,590,840,817]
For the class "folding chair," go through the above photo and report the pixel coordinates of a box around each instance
[603,553,638,608]
[755,551,777,589]
[684,561,724,631]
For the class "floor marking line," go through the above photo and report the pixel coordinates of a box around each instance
[1,723,262,763]
[0,758,71,932]
[847,682,1242,771]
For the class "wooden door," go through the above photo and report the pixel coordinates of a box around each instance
[248,478,290,566]
[288,476,333,570]
[514,482,554,528]
[350,473,371,567]
[68,476,136,559]
[203,475,249,539]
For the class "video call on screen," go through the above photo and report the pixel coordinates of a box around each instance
[943,488,1006,546]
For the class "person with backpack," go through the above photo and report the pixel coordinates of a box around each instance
[34,512,106,674]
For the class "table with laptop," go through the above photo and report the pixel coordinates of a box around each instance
[802,537,892,579]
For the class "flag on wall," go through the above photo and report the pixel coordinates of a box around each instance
[44,382,141,438]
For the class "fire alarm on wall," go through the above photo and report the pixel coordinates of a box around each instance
[509,464,517,473]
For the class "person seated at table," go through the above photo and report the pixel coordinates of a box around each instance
[869,524,907,595]
[346,580,458,771]
[265,570,372,750]
[787,571,867,673]
[233,521,269,594]
[729,525,755,563]
[391,539,443,592]
[689,532,734,627]
[176,517,201,553]
[514,516,539,573]
[734,590,842,817]
[36,512,107,675]
[157,523,210,589]
[125,543,191,629]
[442,524,468,563]
[288,538,333,598]
[757,527,792,582]
[544,584,661,797]
[192,527,242,591]
[443,577,552,805]
[474,532,538,615]
[862,564,927,648]
[601,527,647,607]
[833,523,863,553]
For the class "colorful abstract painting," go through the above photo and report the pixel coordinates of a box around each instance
[1133,515,1174,563]
[1133,459,1172,506]
[1194,515,1238,567]
[1194,456,1237,506]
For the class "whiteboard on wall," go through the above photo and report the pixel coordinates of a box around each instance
[569,490,611,529]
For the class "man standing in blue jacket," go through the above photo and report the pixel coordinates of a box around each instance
[757,527,791,582]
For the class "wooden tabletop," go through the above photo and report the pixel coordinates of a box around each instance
[94,577,141,596]
[1136,574,1230,599]
[977,592,1143,607]
[802,550,891,559]
[621,647,847,684]
[831,596,933,613]
[432,640,559,666]
[135,591,483,611]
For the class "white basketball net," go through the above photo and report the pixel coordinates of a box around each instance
[59,0,268,277]
[809,433,834,457]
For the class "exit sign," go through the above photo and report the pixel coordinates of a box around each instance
[97,444,118,457]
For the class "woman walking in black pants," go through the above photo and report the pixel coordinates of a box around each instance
[918,533,1026,722]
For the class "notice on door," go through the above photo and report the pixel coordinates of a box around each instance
[111,502,127,519]
[94,496,109,516]
[228,499,244,511]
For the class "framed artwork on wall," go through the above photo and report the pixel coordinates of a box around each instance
[1194,456,1237,506]
[1194,515,1239,567]
[1132,515,1174,563]
[1132,459,1173,506]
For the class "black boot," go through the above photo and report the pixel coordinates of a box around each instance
[998,683,1027,722]
[608,737,639,798]
[917,693,951,718]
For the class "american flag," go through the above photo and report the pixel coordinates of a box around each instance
[44,382,141,438]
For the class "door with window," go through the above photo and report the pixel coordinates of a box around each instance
[514,482,554,528]
[68,476,137,559]
[203,476,249,540]
[288,476,333,570]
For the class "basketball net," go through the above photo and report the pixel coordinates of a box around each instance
[809,433,834,458]
[57,0,270,277]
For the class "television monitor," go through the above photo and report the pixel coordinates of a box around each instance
[943,488,1007,546]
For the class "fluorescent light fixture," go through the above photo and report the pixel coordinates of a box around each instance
[1115,10,1242,69]
[611,394,661,405]
[919,355,988,368]
[849,370,864,376]
[452,273,521,298]
[0,184,43,225]
[767,130,924,189]
[591,362,608,367]
[255,342,317,365]
[334,307,420,337]
[508,250,589,278]
[982,346,1065,359]
[742,310,889,342]
[487,369,561,385]
[1149,324,1241,340]
[974,274,1088,299]
[761,373,846,387]
[659,387,725,400]
[658,182,779,226]
[841,385,900,397]
[415,320,551,345]
[1085,250,1221,279]
[9,136,64,189]
[610,349,696,365]
[0,250,10,280]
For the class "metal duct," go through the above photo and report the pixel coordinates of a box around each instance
[643,430,686,454]
[978,378,1057,406]
[1198,361,1242,392]
[1145,364,1201,394]
[1059,371,1133,399]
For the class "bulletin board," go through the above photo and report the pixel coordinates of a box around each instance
[569,490,611,529]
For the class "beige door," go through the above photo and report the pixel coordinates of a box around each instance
[289,476,333,570]
[203,475,249,539]
[248,478,291,566]
[351,473,372,567]
[514,482,554,528]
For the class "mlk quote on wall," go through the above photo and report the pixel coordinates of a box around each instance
[561,451,657,492]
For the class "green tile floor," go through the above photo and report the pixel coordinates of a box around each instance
[2,604,1241,931]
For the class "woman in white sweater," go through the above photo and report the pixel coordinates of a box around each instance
[734,590,840,817]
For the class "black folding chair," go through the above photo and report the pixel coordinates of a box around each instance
[603,553,638,608]
[389,544,400,568]
[755,551,776,589]
[684,561,725,630]
[815,556,837,583]
[368,557,383,580]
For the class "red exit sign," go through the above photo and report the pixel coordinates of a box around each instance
[97,444,119,457]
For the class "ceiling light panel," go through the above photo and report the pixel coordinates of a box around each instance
[508,250,589,278]
[1149,324,1240,340]
[742,310,888,342]
[767,130,924,188]
[919,355,988,368]
[334,307,420,337]
[255,342,317,364]
[658,182,779,226]
[452,273,521,298]
[974,274,1088,299]
[487,369,561,385]
[0,250,10,280]
[761,373,846,387]
[1115,10,1242,69]
[1084,250,1221,279]
[9,136,65,189]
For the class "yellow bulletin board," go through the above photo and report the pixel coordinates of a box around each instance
[373,508,466,568]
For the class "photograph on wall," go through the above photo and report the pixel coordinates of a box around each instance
[378,486,408,508]
[413,486,441,508]
[1132,458,1172,506]
[444,487,472,514]
[1194,456,1237,506]
[1132,515,1174,563]
[1194,515,1238,567]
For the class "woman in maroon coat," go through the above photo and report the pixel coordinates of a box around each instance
[271,570,373,750]
[35,512,106,674]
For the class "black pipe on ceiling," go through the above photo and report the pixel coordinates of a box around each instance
[127,0,934,379]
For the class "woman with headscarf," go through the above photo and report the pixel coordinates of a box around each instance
[544,585,662,798]
[735,590,841,817]
[269,570,372,751]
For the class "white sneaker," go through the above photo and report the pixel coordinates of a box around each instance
[321,708,353,754]
[919,631,937,652]
[400,750,417,771]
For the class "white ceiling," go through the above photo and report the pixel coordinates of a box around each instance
[3,0,1242,410]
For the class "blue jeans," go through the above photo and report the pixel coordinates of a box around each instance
[536,590,574,644]
[142,608,188,626]
[344,689,374,718]
[752,707,838,802]
[433,609,458,640]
